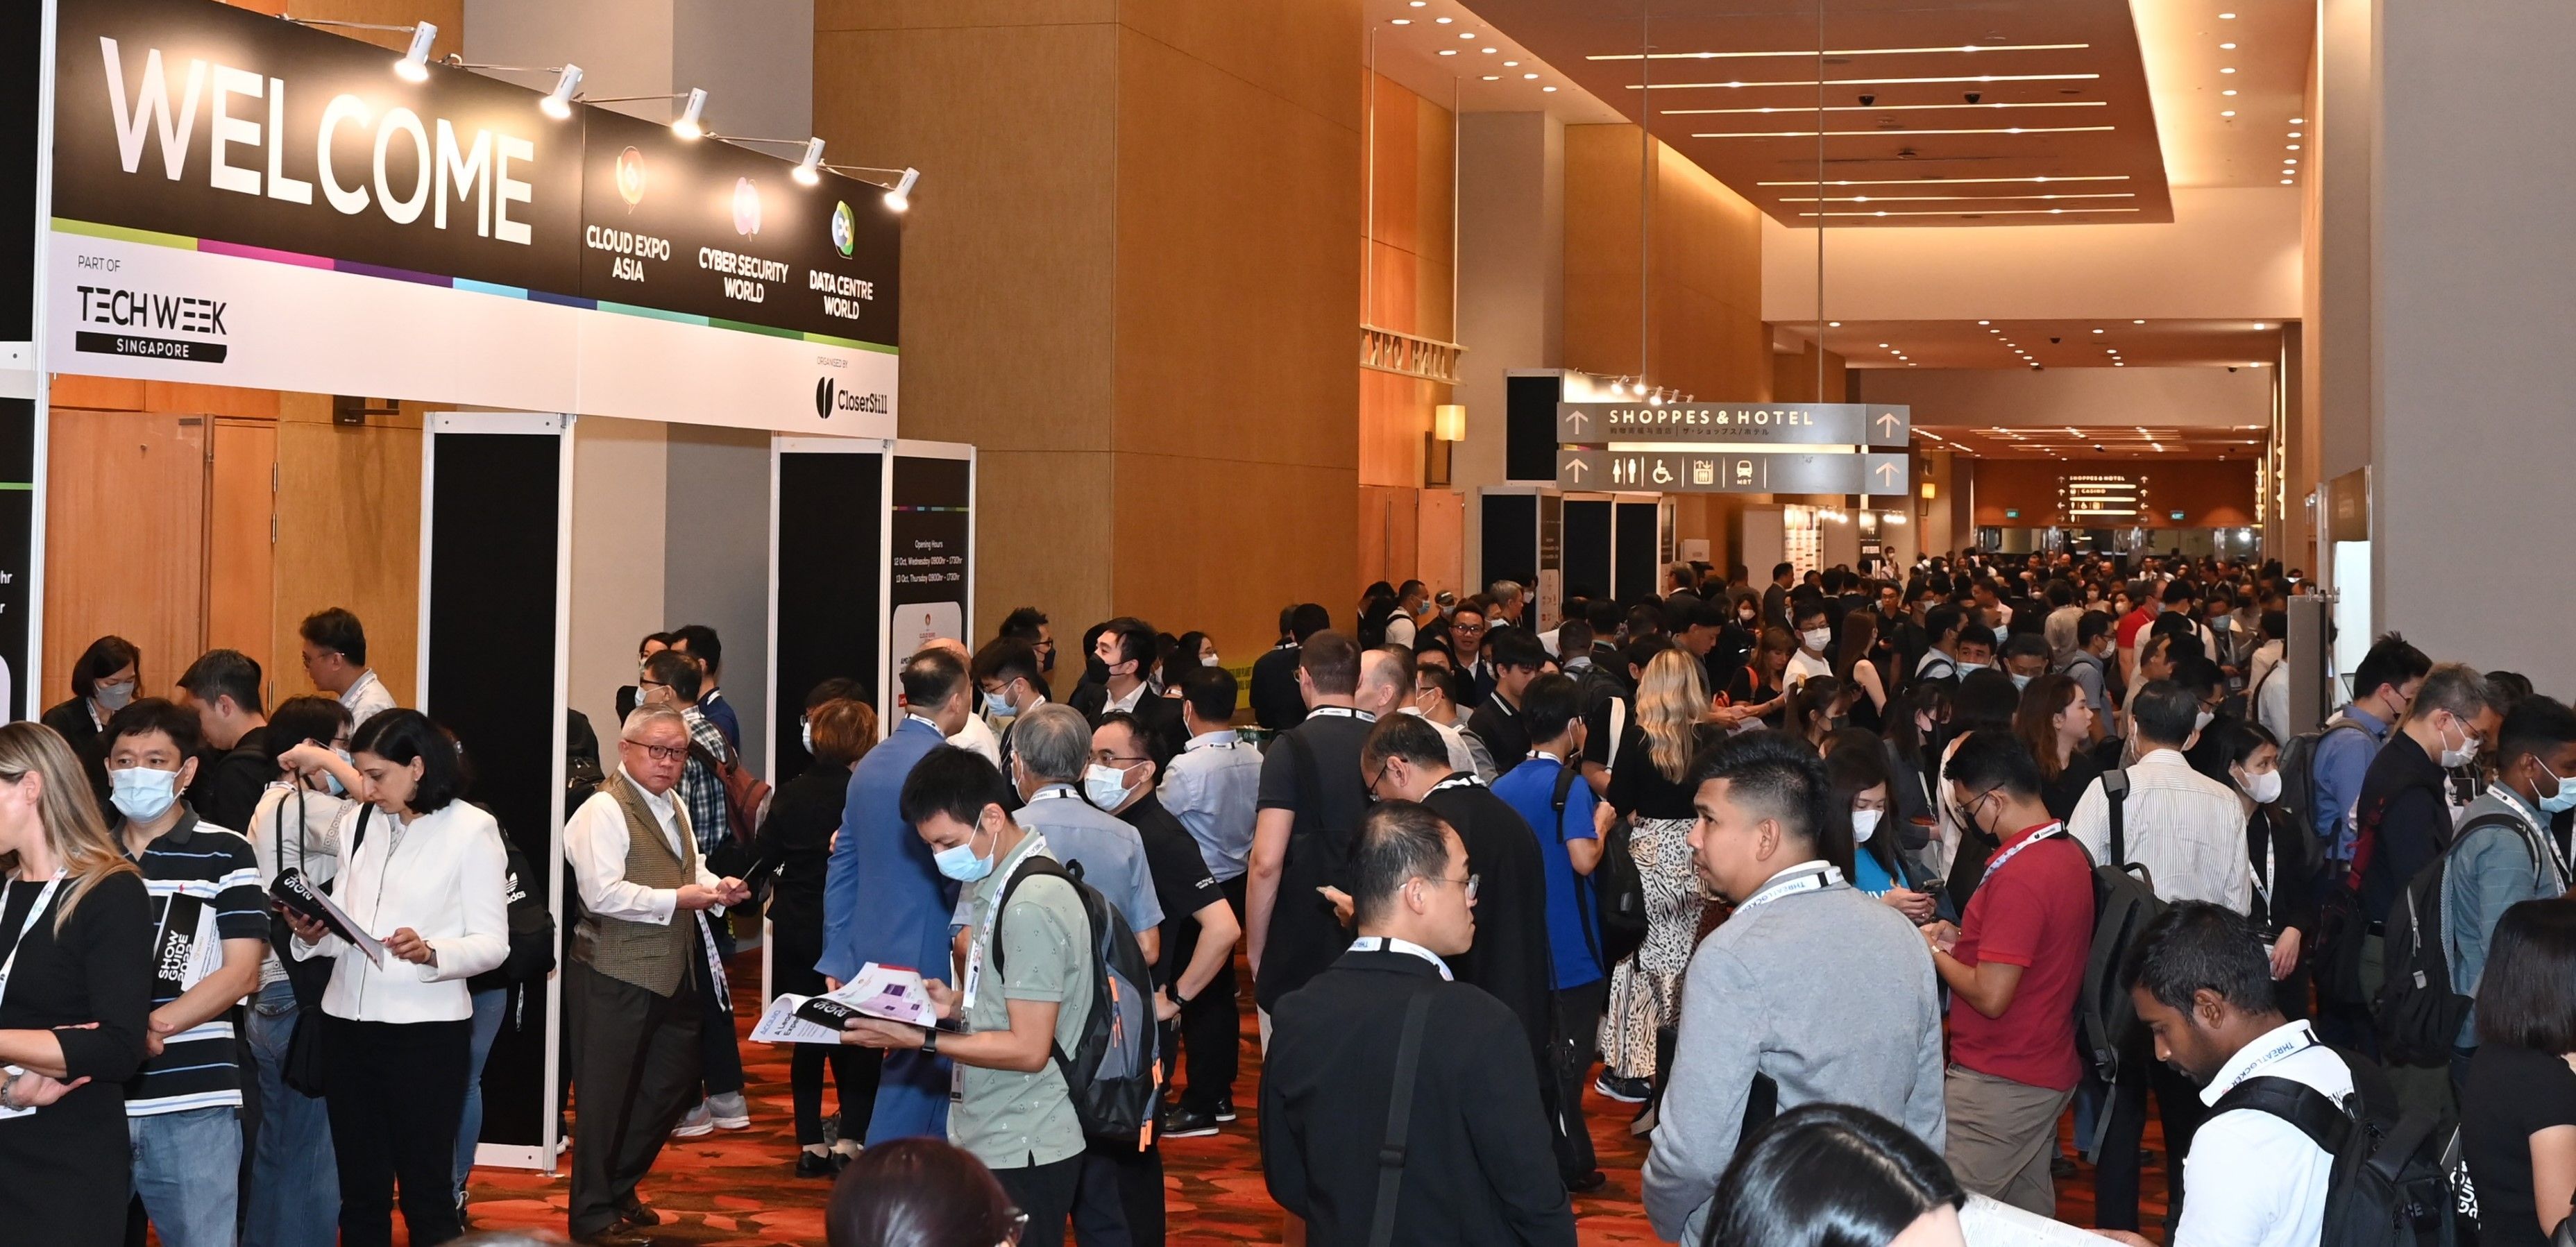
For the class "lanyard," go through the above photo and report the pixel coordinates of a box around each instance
[2214,1025,2321,1097]
[1741,862,1841,908]
[1983,822,2067,879]
[1026,786,1078,804]
[0,871,67,1004]
[1347,935,1453,980]
[2492,789,2575,885]
[960,835,1046,1014]
[2250,817,2278,917]
[1305,706,1376,724]
[1427,774,1483,795]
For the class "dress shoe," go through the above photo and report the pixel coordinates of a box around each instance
[1163,1105,1221,1139]
[796,1151,838,1179]
[618,1202,663,1227]
[1566,1169,1608,1194]
[1214,1096,1238,1123]
[580,1228,654,1247]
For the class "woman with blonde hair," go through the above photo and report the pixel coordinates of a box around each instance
[0,720,153,1244]
[1593,648,1720,1119]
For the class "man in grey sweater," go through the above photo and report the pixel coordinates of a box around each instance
[1643,733,1947,1243]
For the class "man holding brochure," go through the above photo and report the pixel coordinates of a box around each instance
[561,704,752,1247]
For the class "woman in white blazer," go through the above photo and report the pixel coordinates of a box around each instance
[286,709,507,1247]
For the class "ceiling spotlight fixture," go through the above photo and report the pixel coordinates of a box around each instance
[1482,46,1497,53]
[539,63,583,119]
[883,166,920,212]
[2290,117,2306,124]
[2219,67,2237,74]
[1439,49,1457,56]
[1391,17,1410,24]
[2280,178,2293,185]
[2092,328,2105,334]
[2287,144,2300,150]
[1459,31,1475,39]
[396,22,438,82]
[2219,11,2237,18]
[671,87,707,139]
[2289,130,2303,137]
[1828,321,1842,327]
[1543,86,1558,92]
[2221,110,2236,117]
[2219,42,2237,49]
[1505,60,1520,66]
[2253,322,2267,329]
[1435,15,1452,23]
[1523,73,1539,80]
[2222,89,2237,96]
[1978,319,1991,325]
[2133,319,2146,324]
[1482,74,1500,80]
[791,136,824,185]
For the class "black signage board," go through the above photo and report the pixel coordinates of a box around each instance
[1559,448,1911,495]
[890,454,970,610]
[0,400,31,718]
[577,108,899,346]
[53,0,583,294]
[1556,401,1910,448]
[3,0,38,343]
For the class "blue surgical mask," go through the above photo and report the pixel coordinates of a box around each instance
[2010,673,2033,692]
[2537,759,2576,815]
[110,765,181,823]
[933,824,994,882]
[321,747,351,797]
[988,685,1019,718]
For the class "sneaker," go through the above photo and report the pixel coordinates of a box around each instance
[1214,1096,1239,1123]
[707,1091,751,1130]
[1593,1072,1652,1103]
[1164,1106,1221,1139]
[1627,1101,1658,1137]
[670,1103,714,1137]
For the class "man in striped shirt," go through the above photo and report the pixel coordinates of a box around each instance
[105,697,268,1247]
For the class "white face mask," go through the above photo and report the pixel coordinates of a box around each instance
[2437,717,2479,770]
[1201,654,1222,668]
[1083,763,1134,809]
[2239,767,2283,804]
[110,765,182,823]
[1851,808,1883,845]
[1801,627,1832,654]
[2194,709,2217,732]
[799,718,813,754]
[2010,673,2033,692]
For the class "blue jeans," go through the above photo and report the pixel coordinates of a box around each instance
[130,1103,243,1247]
[245,978,339,1247]
[455,987,508,1198]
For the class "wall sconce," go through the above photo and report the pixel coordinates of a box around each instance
[1434,404,1467,443]
[1425,404,1464,487]
[1920,482,1937,500]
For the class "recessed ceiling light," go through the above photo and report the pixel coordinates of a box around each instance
[2289,130,2303,137]
[2280,178,2293,184]
[1459,31,1475,39]
[2219,67,2237,74]
[1542,86,1557,92]
[1977,319,1991,325]
[1879,343,1891,348]
[2253,322,2267,329]
[2284,158,2298,164]
[1434,15,1452,22]
[1504,60,1519,66]
[2133,319,2146,324]
[2220,110,2237,117]
[1828,321,1841,326]
[1482,74,1500,80]
[2287,144,2300,150]
[2222,89,2237,96]
[2289,117,2305,124]
[2220,42,2237,49]
[1523,73,1539,79]
[2092,328,2105,333]
[1439,49,1457,56]
[1482,46,1498,53]
[1391,17,1410,24]
[2219,11,2237,18]
[1409,1,1425,6]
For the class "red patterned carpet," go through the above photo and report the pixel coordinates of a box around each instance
[455,949,2164,1244]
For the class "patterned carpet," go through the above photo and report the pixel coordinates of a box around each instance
[455,949,2163,1245]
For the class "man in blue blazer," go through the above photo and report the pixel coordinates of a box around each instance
[820,645,975,1144]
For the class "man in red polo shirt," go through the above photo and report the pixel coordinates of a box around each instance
[2114,577,2160,688]
[1923,731,2095,1217]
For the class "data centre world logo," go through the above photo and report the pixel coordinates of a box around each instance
[830,201,856,257]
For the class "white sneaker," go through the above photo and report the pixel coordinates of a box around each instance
[708,1091,751,1130]
[671,1103,714,1137]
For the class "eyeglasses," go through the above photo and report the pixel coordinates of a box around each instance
[1422,872,1480,902]
[1090,751,1149,767]
[621,738,687,763]
[638,679,668,690]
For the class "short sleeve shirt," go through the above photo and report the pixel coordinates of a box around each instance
[1126,797,1221,987]
[952,842,1095,1170]
[1947,824,2092,1091]
[1491,755,1604,990]
[2462,1044,2576,1247]
[123,812,267,1114]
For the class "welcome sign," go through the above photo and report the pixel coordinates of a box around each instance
[44,0,902,435]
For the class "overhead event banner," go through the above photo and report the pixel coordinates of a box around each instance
[1557,401,1910,448]
[5,0,42,720]
[43,0,899,436]
[1558,448,1911,495]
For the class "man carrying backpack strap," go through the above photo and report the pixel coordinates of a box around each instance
[2103,901,2359,1247]
[840,745,1098,1247]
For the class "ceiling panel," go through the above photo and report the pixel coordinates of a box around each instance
[1461,0,2181,227]
[1917,423,2268,461]
[1781,316,2284,368]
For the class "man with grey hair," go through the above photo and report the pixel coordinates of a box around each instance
[1001,702,1164,964]
[2356,659,2500,1117]
[564,704,751,1246]
[1488,579,1528,630]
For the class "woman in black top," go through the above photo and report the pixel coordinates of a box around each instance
[1833,611,1890,735]
[754,693,883,1176]
[37,636,139,805]
[1597,650,1722,1105]
[1722,627,1795,731]
[2461,899,2576,1247]
[2211,720,2316,1019]
[0,721,153,1246]
[2015,674,2104,822]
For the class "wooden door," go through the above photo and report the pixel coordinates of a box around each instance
[206,419,278,701]
[271,419,423,709]
[44,409,207,704]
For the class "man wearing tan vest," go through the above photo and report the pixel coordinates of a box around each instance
[564,704,750,1246]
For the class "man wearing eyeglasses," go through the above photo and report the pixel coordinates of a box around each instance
[562,704,752,1247]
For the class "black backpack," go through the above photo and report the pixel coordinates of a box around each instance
[2279,717,2368,854]
[2376,812,2533,1067]
[1548,762,1646,969]
[2078,769,2169,1087]
[2216,1065,2459,1247]
[994,854,1162,1147]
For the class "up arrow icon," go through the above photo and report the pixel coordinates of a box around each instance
[1874,460,1901,487]
[1566,457,1591,482]
[1874,411,1903,440]
[1566,409,1591,435]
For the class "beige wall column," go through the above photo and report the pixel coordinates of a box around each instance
[1454,111,1566,592]
[818,3,1360,661]
[2370,0,2576,691]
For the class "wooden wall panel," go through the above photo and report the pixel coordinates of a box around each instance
[1358,74,1454,492]
[205,421,277,697]
[1564,126,1769,405]
[1969,458,2259,528]
[1356,484,1421,592]
[1772,342,1849,403]
[273,420,421,709]
[1416,489,1464,596]
[43,411,205,706]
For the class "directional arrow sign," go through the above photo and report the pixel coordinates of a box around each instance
[1557,450,1915,495]
[1555,402,1910,447]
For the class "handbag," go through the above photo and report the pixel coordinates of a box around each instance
[276,798,370,1098]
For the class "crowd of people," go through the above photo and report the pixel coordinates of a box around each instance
[6,549,2576,1247]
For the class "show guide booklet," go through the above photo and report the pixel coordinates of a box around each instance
[752,962,936,1044]
[269,867,385,967]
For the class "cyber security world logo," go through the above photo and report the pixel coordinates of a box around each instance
[733,178,763,236]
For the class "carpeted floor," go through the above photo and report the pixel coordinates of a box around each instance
[457,950,2164,1245]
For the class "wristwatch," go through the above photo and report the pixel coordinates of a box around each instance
[919,1026,939,1057]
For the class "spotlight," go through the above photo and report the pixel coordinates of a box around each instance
[883,167,920,212]
[539,63,582,119]
[671,87,707,139]
[396,22,437,82]
[792,137,824,186]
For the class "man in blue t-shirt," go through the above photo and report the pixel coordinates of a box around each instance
[1490,672,1608,1192]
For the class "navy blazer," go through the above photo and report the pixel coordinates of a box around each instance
[817,717,957,983]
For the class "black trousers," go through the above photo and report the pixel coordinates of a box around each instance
[1072,1136,1164,1247]
[993,1153,1087,1247]
[2092,1053,2208,1232]
[568,958,705,1237]
[775,937,881,1146]
[1174,876,1245,1114]
[323,1013,471,1247]
[1550,978,1609,1179]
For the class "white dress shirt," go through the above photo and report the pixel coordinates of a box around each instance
[1398,705,1483,779]
[565,767,723,926]
[1101,680,1149,716]
[294,799,511,1023]
[250,782,350,985]
[1346,935,1453,979]
[2174,1021,2350,1247]
[947,711,1003,765]
[1159,730,1262,881]
[2069,747,2254,911]
[340,669,397,727]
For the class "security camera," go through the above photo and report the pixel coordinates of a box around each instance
[1965,91,1982,105]
[1858,92,1876,107]
[2228,366,2239,373]
[2049,336,2062,345]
